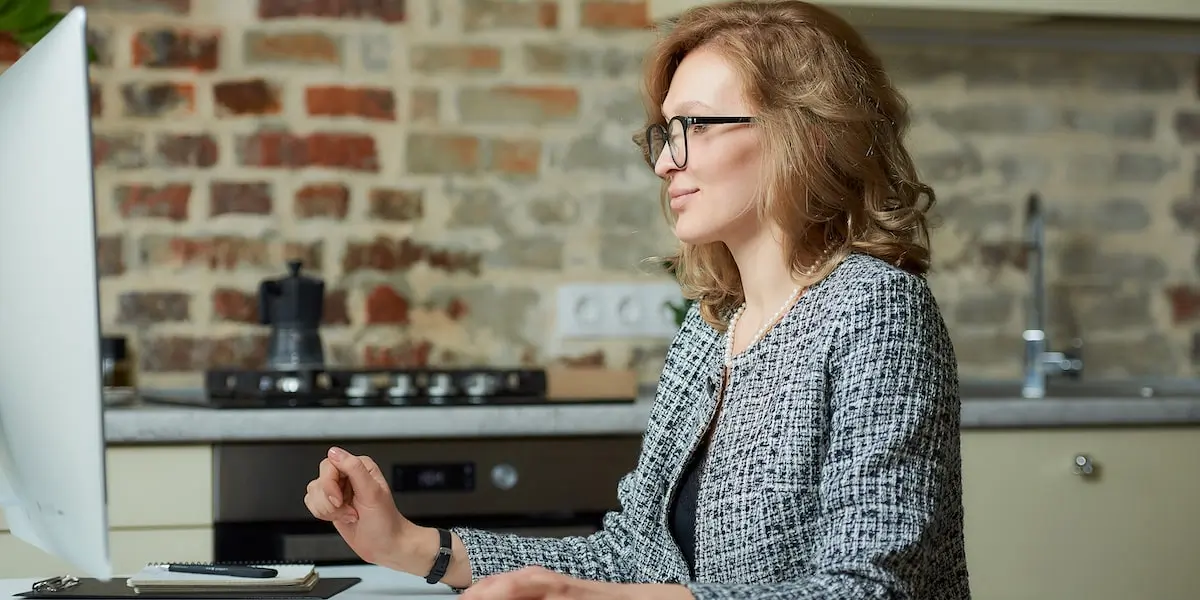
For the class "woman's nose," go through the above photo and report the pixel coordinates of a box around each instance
[653,142,678,178]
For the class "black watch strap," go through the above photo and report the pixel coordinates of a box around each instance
[424,528,452,585]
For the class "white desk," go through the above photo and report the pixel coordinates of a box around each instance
[0,565,457,600]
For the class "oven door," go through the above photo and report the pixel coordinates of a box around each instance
[212,436,642,564]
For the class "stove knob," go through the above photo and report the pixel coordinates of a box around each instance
[490,463,519,491]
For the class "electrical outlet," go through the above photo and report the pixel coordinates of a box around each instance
[556,282,684,339]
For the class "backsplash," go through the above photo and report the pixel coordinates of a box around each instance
[4,0,1199,389]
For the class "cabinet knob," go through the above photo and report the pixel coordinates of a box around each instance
[490,463,519,490]
[1072,454,1094,476]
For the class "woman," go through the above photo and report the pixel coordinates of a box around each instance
[303,1,970,599]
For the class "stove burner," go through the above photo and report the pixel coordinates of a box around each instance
[164,367,559,409]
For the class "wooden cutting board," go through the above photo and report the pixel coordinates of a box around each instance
[544,367,640,402]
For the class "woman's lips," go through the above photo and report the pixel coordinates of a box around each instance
[669,189,698,210]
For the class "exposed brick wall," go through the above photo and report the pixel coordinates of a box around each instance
[3,1,1199,388]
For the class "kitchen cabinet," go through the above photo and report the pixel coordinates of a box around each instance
[649,0,1200,29]
[4,429,1199,596]
[0,445,213,578]
[961,427,1200,600]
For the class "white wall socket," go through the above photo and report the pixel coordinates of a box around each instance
[556,282,686,339]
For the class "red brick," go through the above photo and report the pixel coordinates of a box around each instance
[446,297,468,321]
[363,340,432,368]
[86,27,114,67]
[488,139,540,175]
[132,29,219,70]
[214,79,281,116]
[140,235,270,270]
[284,241,324,272]
[76,0,190,14]
[212,288,258,323]
[295,183,349,219]
[462,0,556,30]
[979,241,1027,271]
[306,85,395,120]
[410,89,438,122]
[156,134,218,167]
[501,86,577,115]
[93,133,146,169]
[323,290,350,325]
[1167,285,1200,323]
[139,334,268,372]
[117,291,190,323]
[342,237,482,275]
[213,287,348,325]
[365,285,410,324]
[409,45,501,74]
[116,183,190,221]
[369,188,422,221]
[405,133,480,174]
[237,131,378,171]
[245,31,341,65]
[0,33,22,63]
[458,86,580,124]
[121,82,194,117]
[96,235,126,276]
[259,0,405,22]
[211,182,272,215]
[581,0,648,29]
[90,82,103,117]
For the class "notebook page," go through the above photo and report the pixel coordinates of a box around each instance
[127,564,315,587]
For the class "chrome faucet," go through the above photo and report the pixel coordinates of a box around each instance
[1022,192,1083,398]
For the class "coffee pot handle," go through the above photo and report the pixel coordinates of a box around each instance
[258,281,278,325]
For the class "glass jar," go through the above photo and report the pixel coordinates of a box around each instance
[100,335,133,389]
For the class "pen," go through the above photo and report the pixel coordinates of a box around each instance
[162,564,278,578]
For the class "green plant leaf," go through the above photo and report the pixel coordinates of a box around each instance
[0,0,50,33]
[12,10,61,45]
[0,0,18,23]
[12,11,62,46]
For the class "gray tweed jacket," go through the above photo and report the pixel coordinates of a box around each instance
[452,253,971,599]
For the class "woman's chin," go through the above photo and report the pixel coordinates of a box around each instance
[672,218,722,245]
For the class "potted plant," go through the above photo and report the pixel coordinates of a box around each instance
[660,258,692,328]
[0,0,96,59]
[0,0,66,47]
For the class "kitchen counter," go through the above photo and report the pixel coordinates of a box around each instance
[101,388,1200,443]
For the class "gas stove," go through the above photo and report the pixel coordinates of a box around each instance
[146,367,569,409]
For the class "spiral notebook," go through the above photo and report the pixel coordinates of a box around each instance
[17,562,361,599]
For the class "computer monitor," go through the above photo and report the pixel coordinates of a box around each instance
[0,6,112,580]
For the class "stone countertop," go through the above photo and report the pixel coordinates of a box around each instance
[103,393,1200,443]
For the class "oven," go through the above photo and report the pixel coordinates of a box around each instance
[211,435,643,563]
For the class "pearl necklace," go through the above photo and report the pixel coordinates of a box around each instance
[723,251,832,367]
[724,285,803,367]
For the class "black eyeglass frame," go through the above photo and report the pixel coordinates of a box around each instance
[643,115,755,169]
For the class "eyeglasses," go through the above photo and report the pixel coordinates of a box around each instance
[641,115,755,169]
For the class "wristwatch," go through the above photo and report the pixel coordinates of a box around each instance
[424,528,452,585]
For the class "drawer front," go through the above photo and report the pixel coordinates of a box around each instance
[1,445,212,531]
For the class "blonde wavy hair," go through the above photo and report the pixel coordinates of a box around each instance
[640,0,936,331]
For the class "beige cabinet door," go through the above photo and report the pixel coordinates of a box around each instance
[0,444,215,579]
[962,427,1200,600]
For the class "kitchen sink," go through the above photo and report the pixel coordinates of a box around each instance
[959,379,1200,400]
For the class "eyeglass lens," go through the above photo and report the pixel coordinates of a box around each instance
[647,118,686,168]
